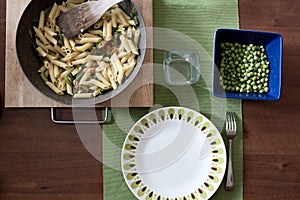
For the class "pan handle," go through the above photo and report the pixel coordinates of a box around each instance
[50,107,109,124]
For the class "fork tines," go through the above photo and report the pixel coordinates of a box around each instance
[226,112,237,130]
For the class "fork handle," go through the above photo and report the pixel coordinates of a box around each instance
[226,139,234,191]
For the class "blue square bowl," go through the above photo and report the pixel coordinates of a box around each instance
[213,28,282,100]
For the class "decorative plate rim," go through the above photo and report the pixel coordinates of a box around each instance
[121,106,227,200]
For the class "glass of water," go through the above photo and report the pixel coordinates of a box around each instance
[163,49,200,86]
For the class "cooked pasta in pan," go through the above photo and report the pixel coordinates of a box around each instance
[33,0,141,98]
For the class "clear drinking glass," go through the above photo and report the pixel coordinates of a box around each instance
[163,49,200,86]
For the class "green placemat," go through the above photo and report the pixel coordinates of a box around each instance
[103,0,242,199]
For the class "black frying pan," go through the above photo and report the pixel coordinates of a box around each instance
[16,0,146,106]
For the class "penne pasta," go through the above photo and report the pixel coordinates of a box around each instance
[111,9,118,28]
[67,83,73,95]
[46,53,59,61]
[51,60,70,70]
[54,44,67,56]
[106,21,113,41]
[58,5,68,13]
[44,60,51,69]
[44,69,49,77]
[86,55,103,62]
[88,29,103,35]
[73,93,94,98]
[80,37,102,43]
[118,51,131,59]
[109,77,117,90]
[61,46,71,55]
[82,33,99,38]
[48,3,58,21]
[89,79,109,90]
[34,1,141,98]
[54,5,61,20]
[59,69,72,79]
[54,65,60,78]
[86,60,95,68]
[38,65,47,73]
[58,78,67,91]
[45,32,57,45]
[117,68,125,84]
[127,26,133,38]
[93,20,103,29]
[33,27,49,45]
[36,38,48,53]
[134,29,141,46]
[95,72,111,86]
[71,58,86,66]
[129,59,137,68]
[48,64,57,84]
[79,71,91,85]
[60,52,80,62]
[102,56,111,62]
[45,44,58,53]
[115,8,129,26]
[67,0,85,4]
[111,53,123,72]
[102,20,108,40]
[74,52,89,60]
[124,64,134,77]
[119,35,131,52]
[73,43,93,52]
[38,11,45,31]
[121,54,130,63]
[127,38,139,55]
[66,3,78,8]
[102,66,109,80]
[46,81,64,95]
[93,89,101,97]
[128,54,136,64]
[64,36,72,50]
[118,43,125,52]
[44,27,57,37]
[69,39,76,48]
[36,47,47,57]
[55,25,61,32]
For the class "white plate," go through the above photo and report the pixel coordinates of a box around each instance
[121,107,226,200]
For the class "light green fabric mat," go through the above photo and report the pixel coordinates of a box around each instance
[103,0,242,199]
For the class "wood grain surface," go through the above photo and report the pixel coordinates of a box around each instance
[4,0,153,108]
[0,0,299,200]
[240,0,300,199]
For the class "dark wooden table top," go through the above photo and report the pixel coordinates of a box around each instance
[0,0,299,199]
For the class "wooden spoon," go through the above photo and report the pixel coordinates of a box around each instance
[57,0,123,38]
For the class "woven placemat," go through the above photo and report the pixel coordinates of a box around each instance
[103,0,242,199]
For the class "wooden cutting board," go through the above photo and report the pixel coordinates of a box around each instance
[5,0,153,108]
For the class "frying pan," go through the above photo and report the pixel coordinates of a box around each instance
[16,0,146,106]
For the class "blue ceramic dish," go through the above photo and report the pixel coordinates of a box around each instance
[213,28,282,100]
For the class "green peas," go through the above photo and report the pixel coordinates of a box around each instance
[264,87,269,92]
[219,42,271,93]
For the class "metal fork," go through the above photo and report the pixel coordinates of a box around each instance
[225,111,237,191]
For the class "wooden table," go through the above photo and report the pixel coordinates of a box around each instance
[0,0,299,199]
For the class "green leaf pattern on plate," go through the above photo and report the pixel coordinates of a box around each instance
[122,107,226,200]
